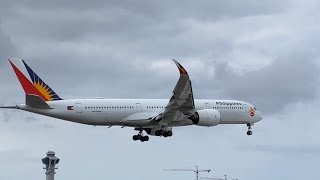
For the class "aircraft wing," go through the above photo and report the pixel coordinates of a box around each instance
[122,112,159,121]
[155,59,195,126]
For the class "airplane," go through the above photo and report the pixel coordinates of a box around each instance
[0,58,263,142]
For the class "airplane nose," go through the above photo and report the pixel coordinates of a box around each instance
[256,110,263,122]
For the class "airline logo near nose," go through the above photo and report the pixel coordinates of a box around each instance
[249,107,255,117]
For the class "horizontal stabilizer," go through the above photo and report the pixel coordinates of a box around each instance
[26,94,52,109]
[0,105,17,109]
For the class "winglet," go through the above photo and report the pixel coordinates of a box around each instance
[172,59,188,75]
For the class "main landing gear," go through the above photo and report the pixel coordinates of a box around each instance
[155,129,173,138]
[132,130,149,142]
[247,123,253,136]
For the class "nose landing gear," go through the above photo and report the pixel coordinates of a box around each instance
[247,123,253,136]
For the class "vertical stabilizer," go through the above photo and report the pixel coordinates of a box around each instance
[9,58,63,101]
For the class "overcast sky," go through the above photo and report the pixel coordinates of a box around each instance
[1,1,320,180]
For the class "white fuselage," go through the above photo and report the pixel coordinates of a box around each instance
[17,99,262,128]
[4,58,263,140]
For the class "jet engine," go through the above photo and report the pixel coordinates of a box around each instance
[189,109,221,127]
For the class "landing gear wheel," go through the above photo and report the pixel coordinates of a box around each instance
[246,123,253,136]
[132,135,138,141]
[137,134,142,140]
[143,136,149,141]
[160,129,165,136]
[133,129,149,142]
[155,130,160,136]
[140,136,149,142]
[163,131,173,138]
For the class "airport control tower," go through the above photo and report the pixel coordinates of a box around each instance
[42,151,60,180]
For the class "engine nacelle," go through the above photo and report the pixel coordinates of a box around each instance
[190,109,221,127]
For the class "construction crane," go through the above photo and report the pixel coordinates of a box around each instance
[200,175,238,180]
[164,165,211,180]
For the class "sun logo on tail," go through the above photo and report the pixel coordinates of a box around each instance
[33,79,55,101]
[23,60,62,101]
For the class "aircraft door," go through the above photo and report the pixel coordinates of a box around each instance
[205,103,211,109]
[136,103,142,112]
[76,103,82,113]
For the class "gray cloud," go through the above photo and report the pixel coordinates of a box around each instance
[0,111,11,122]
[253,144,320,157]
[0,1,320,180]
[0,20,15,66]
[24,116,39,123]
[209,56,318,114]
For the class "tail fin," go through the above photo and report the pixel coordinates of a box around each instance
[9,58,63,101]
